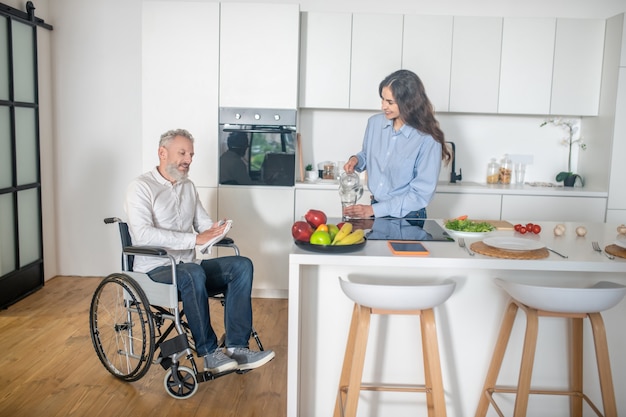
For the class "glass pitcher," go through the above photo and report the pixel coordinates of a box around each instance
[338,172,363,220]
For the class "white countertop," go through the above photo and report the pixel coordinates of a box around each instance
[290,220,624,272]
[295,180,608,198]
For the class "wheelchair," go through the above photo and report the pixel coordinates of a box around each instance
[89,217,263,399]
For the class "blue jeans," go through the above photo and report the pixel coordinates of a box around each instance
[147,256,254,356]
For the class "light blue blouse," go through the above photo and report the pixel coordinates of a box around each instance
[354,113,442,218]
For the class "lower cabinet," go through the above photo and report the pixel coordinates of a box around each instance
[501,195,607,222]
[427,193,502,220]
[218,186,294,297]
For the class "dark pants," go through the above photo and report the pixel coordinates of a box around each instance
[148,256,254,356]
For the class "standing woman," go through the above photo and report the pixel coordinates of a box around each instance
[343,69,451,219]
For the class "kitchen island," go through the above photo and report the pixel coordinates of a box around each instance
[287,221,626,417]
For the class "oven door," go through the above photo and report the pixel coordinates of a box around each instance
[219,124,296,186]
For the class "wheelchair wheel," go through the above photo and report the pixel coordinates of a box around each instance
[164,366,198,399]
[89,273,156,381]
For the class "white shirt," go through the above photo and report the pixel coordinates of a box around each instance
[124,167,214,272]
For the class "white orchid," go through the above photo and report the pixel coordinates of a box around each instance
[540,118,587,177]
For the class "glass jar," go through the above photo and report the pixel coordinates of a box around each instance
[499,154,512,184]
[486,158,500,184]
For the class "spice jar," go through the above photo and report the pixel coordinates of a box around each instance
[322,163,335,180]
[486,158,500,184]
[499,154,512,184]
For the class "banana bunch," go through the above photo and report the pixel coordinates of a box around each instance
[331,223,365,245]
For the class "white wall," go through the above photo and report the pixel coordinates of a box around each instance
[10,0,624,277]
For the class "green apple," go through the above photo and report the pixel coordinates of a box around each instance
[309,230,331,245]
[327,224,339,241]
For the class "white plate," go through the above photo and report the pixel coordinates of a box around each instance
[615,235,626,249]
[483,237,545,251]
[445,229,491,239]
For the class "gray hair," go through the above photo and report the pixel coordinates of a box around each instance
[159,129,194,148]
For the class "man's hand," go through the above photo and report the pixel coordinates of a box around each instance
[195,220,229,245]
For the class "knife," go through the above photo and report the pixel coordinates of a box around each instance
[546,247,568,258]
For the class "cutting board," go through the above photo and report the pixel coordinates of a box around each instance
[475,220,515,230]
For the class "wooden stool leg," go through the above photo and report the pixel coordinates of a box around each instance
[570,317,583,417]
[337,304,371,417]
[421,308,447,417]
[335,304,361,417]
[588,312,618,417]
[513,306,539,417]
[475,300,519,417]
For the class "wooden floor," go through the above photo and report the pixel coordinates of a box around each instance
[0,276,288,417]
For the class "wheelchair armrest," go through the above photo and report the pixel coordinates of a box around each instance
[215,237,234,246]
[123,245,168,257]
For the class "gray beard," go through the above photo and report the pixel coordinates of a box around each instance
[165,163,189,182]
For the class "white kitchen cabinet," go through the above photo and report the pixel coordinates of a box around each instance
[299,12,352,109]
[449,17,502,114]
[350,13,403,110]
[220,3,300,109]
[218,186,294,297]
[551,19,605,116]
[402,15,453,112]
[498,18,555,115]
[142,2,219,187]
[608,67,626,212]
[501,195,607,222]
[427,193,502,220]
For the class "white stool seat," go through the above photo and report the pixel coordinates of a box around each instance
[339,277,456,310]
[495,278,626,314]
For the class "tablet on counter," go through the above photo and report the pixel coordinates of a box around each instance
[387,240,430,256]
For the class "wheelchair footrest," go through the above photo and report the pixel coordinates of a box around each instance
[158,334,190,369]
[197,368,236,382]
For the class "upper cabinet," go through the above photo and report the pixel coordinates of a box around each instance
[350,13,404,110]
[299,13,606,116]
[142,2,220,188]
[499,18,555,115]
[220,3,300,109]
[551,19,605,116]
[299,12,352,109]
[449,17,502,113]
[402,15,453,112]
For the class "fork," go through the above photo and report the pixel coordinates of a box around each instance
[592,241,614,260]
[458,238,474,256]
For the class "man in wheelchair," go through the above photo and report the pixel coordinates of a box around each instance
[124,128,275,374]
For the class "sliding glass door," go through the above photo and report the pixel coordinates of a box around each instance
[0,3,52,308]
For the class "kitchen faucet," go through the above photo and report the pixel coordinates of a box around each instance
[448,141,462,183]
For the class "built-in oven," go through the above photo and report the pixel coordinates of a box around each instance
[218,107,296,186]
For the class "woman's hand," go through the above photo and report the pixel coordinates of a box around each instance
[344,156,358,174]
[342,204,374,219]
[195,220,229,245]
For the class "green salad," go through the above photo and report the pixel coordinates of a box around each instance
[444,219,495,233]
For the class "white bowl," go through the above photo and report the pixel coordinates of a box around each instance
[338,277,456,310]
[495,278,626,313]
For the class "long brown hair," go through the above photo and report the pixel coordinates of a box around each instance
[379,70,451,164]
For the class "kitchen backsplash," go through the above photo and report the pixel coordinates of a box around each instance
[299,108,585,185]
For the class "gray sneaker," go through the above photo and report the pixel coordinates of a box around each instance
[203,349,238,373]
[226,348,275,371]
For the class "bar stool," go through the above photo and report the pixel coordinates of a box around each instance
[476,278,626,417]
[334,276,456,417]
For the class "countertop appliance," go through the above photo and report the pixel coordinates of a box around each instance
[219,107,296,186]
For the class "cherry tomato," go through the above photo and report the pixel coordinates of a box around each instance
[514,224,522,232]
[532,224,542,234]
[519,226,527,234]
[526,223,534,231]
